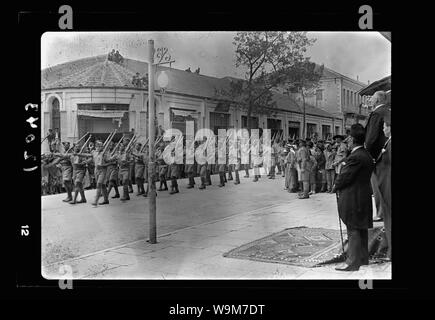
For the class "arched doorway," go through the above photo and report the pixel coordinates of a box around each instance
[51,98,61,138]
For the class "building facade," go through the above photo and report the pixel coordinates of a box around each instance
[41,55,343,152]
[305,67,373,131]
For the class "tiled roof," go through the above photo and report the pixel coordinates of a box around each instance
[42,55,137,89]
[272,92,337,118]
[42,55,336,118]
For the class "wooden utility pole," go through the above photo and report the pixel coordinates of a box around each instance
[148,39,157,244]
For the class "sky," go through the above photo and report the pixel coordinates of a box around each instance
[41,31,391,84]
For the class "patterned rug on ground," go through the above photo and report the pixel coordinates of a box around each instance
[223,226,388,268]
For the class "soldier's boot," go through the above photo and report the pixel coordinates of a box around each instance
[163,180,168,191]
[143,184,148,197]
[234,171,240,184]
[111,182,120,198]
[99,185,109,205]
[174,181,179,193]
[92,187,102,207]
[253,175,258,182]
[309,184,316,195]
[128,182,134,193]
[69,186,79,204]
[121,185,130,201]
[187,177,194,188]
[77,183,87,203]
[244,168,249,178]
[136,179,144,196]
[199,177,206,189]
[107,183,113,197]
[158,180,163,191]
[228,169,233,180]
[169,179,176,194]
[218,173,224,187]
[63,182,73,202]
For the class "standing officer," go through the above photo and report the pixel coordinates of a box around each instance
[334,124,374,271]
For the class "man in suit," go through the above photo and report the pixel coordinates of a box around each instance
[375,110,392,260]
[333,124,375,271]
[365,90,390,222]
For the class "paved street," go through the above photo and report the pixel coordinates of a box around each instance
[42,169,391,280]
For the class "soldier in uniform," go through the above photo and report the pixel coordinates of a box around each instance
[131,142,146,196]
[87,141,96,189]
[156,142,169,191]
[296,139,310,199]
[217,148,226,187]
[252,136,262,182]
[69,144,88,204]
[52,141,74,202]
[197,138,209,190]
[106,141,121,199]
[185,144,196,189]
[168,149,180,194]
[117,142,133,201]
[231,139,241,185]
[78,140,113,207]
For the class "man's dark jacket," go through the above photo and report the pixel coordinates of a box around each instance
[365,104,390,160]
[335,147,375,229]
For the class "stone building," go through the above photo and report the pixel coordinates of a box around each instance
[41,54,343,152]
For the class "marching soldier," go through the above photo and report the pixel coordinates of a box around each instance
[156,142,169,191]
[106,141,121,199]
[185,144,196,189]
[77,140,113,207]
[252,136,262,182]
[118,142,133,201]
[131,142,146,196]
[52,142,74,202]
[87,141,96,189]
[168,149,180,194]
[198,138,208,190]
[69,143,87,204]
[217,148,226,188]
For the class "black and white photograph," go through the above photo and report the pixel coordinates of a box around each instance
[39,31,392,280]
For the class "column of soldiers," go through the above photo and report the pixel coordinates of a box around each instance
[42,130,355,206]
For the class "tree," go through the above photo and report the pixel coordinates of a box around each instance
[283,60,324,139]
[215,32,316,132]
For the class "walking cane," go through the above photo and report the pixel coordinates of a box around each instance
[335,190,346,257]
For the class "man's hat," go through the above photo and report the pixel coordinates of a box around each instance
[333,135,344,140]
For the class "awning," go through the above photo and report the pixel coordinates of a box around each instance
[77,110,126,118]
[358,75,391,96]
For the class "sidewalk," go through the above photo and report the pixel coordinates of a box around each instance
[43,187,391,280]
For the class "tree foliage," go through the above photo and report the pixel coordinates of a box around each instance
[215,32,318,129]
